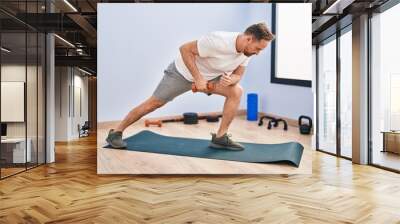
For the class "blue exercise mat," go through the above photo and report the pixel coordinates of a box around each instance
[104,130,304,167]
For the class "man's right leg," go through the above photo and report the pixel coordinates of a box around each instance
[106,62,192,148]
[115,96,165,132]
[106,96,166,148]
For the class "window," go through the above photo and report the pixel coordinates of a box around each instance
[339,27,352,158]
[317,35,337,154]
[0,1,47,179]
[370,2,400,171]
[271,3,312,87]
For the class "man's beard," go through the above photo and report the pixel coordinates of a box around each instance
[244,52,254,57]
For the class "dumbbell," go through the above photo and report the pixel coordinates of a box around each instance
[191,82,216,93]
[144,119,162,127]
[144,117,184,127]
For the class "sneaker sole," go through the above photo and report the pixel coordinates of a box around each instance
[105,137,127,149]
[209,142,244,151]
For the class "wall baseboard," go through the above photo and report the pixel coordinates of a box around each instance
[131,109,298,127]
[98,110,315,134]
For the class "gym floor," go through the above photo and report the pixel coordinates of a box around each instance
[97,115,312,174]
[1,128,400,223]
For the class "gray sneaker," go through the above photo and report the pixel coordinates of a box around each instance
[209,133,245,151]
[106,129,127,149]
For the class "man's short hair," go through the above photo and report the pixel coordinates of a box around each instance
[244,22,275,42]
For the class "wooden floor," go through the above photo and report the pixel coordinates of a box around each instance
[1,134,400,223]
[1,167,26,178]
[373,151,400,171]
[1,163,44,178]
[98,116,312,174]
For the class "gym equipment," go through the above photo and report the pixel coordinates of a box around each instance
[144,113,223,127]
[145,117,183,127]
[247,93,258,121]
[258,115,276,126]
[298,116,312,134]
[191,82,216,94]
[105,130,304,167]
[259,115,288,131]
[205,115,221,122]
[183,112,198,124]
[145,119,162,127]
[272,118,288,131]
[267,120,276,129]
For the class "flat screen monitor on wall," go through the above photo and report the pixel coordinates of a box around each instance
[1,82,25,122]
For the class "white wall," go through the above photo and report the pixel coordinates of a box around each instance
[98,3,314,122]
[71,74,89,138]
[55,67,68,141]
[55,67,89,141]
[98,3,250,122]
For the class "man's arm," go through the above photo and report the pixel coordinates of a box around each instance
[230,65,245,85]
[220,65,246,87]
[179,41,207,90]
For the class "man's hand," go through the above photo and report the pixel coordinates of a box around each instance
[194,77,208,91]
[220,73,233,87]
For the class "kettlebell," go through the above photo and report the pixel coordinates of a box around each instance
[298,115,312,134]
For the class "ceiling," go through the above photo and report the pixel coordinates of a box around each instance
[0,0,394,75]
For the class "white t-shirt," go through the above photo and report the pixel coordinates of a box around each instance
[174,31,251,82]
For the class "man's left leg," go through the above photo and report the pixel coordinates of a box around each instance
[204,82,245,150]
[215,85,243,137]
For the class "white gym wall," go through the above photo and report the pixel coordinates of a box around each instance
[98,3,313,122]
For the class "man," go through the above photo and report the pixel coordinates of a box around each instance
[106,22,274,151]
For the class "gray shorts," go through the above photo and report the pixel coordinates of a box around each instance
[152,62,220,103]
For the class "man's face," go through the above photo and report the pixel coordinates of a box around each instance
[243,37,269,57]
